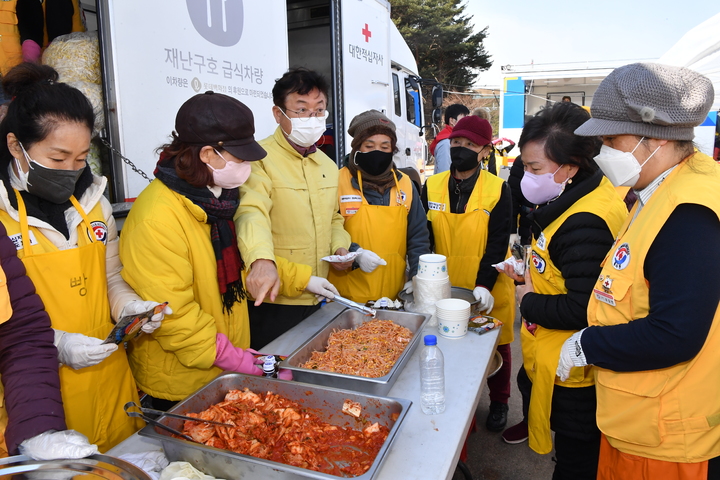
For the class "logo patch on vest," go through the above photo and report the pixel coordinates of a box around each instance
[8,231,38,250]
[345,208,359,215]
[400,190,407,203]
[88,221,108,244]
[593,288,616,306]
[536,233,547,251]
[428,201,445,212]
[340,195,362,203]
[531,250,545,273]
[612,243,630,270]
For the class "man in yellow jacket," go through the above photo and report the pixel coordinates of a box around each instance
[559,63,720,480]
[234,68,351,349]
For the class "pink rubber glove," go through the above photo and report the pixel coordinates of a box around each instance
[22,40,41,63]
[213,333,262,375]
[277,369,293,380]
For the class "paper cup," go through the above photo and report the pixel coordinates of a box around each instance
[438,317,469,339]
[435,298,471,313]
[417,254,449,280]
[435,298,470,338]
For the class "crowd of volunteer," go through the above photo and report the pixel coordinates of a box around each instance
[0,53,717,480]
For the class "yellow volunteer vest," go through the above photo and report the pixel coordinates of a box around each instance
[0,0,84,75]
[0,265,13,456]
[588,153,720,463]
[0,191,142,452]
[521,176,627,454]
[425,170,515,345]
[329,168,411,304]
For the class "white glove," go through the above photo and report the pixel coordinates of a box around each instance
[54,329,117,370]
[355,247,387,273]
[556,329,589,382]
[19,430,99,461]
[403,279,414,294]
[472,286,495,313]
[120,300,173,334]
[305,275,339,301]
[509,233,520,246]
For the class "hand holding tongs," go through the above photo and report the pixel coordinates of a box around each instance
[124,401,233,442]
[332,295,377,317]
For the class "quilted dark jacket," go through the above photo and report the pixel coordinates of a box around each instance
[0,221,65,454]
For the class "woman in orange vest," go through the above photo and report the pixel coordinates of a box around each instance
[0,63,170,452]
[559,63,720,479]
[329,110,430,303]
[497,102,627,479]
[421,115,515,432]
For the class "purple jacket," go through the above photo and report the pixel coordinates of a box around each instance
[0,221,65,454]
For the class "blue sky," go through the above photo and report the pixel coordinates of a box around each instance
[464,1,720,86]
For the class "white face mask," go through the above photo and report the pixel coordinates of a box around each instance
[593,137,661,188]
[281,110,329,147]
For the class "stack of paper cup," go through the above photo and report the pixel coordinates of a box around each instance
[435,298,471,339]
[404,254,451,327]
[417,254,449,279]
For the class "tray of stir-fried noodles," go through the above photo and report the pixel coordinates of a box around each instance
[282,309,431,396]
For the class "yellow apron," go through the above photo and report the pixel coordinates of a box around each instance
[0,191,142,452]
[0,265,12,456]
[521,176,627,454]
[329,170,410,304]
[427,171,515,345]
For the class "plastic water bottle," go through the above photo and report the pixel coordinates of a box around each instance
[420,335,445,414]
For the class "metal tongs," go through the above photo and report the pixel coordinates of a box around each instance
[124,401,233,442]
[333,294,377,317]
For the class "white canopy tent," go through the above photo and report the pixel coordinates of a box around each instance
[659,12,720,155]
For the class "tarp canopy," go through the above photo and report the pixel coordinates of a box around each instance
[659,12,720,111]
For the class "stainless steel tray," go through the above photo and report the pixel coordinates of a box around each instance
[0,454,152,479]
[282,309,431,395]
[398,286,481,313]
[139,373,411,480]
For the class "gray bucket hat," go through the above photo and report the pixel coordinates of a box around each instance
[574,62,714,141]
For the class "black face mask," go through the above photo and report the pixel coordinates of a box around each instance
[450,146,480,172]
[354,150,394,176]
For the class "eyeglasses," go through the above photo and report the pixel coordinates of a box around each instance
[282,107,327,122]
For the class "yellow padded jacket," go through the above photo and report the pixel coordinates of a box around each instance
[120,179,311,400]
[235,127,350,306]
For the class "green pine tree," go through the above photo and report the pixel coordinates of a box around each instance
[389,0,492,89]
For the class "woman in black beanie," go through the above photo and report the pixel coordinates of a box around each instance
[327,110,430,304]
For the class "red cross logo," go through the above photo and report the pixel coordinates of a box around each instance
[362,23,372,42]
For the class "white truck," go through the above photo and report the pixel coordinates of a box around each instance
[94,0,442,204]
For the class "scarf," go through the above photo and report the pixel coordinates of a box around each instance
[155,162,246,313]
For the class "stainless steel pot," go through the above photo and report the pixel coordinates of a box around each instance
[0,454,152,479]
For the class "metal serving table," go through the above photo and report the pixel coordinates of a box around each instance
[108,302,500,480]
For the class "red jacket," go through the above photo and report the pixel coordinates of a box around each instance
[429,125,453,157]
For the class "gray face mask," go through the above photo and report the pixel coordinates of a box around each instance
[20,143,85,204]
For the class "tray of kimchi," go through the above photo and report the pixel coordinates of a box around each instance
[139,372,411,480]
[282,308,432,396]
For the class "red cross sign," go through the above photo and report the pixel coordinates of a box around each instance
[362,23,372,42]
